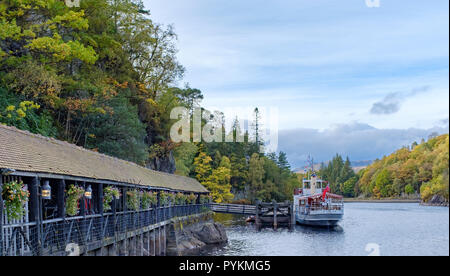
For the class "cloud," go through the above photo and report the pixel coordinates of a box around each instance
[370,86,431,115]
[278,122,448,168]
[370,92,402,115]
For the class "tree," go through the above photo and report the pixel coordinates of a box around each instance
[277,152,291,171]
[194,151,213,183]
[343,177,358,198]
[85,94,148,165]
[248,153,265,202]
[405,184,415,195]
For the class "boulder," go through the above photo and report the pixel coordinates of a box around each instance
[194,223,228,245]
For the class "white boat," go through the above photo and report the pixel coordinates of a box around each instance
[293,172,344,227]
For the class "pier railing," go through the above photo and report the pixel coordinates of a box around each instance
[1,204,210,256]
[210,203,257,215]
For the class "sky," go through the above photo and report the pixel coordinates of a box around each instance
[144,0,449,168]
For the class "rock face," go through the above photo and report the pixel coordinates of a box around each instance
[147,151,176,174]
[168,222,228,255]
[422,195,449,207]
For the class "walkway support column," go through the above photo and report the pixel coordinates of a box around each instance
[57,180,65,218]
[29,177,42,255]
[0,176,3,256]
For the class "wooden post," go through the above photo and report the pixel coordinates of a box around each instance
[273,201,278,231]
[98,183,104,240]
[29,177,42,255]
[0,176,3,256]
[98,183,104,215]
[112,193,117,237]
[57,179,65,218]
[29,177,40,222]
[79,182,86,216]
[289,202,294,230]
[123,187,127,232]
[255,200,261,231]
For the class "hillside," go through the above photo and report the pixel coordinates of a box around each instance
[357,134,449,204]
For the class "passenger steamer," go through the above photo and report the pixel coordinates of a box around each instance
[293,162,344,227]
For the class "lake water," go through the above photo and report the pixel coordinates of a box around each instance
[203,203,449,256]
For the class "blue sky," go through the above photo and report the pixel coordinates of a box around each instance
[144,0,449,167]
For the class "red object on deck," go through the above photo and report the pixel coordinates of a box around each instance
[322,185,330,200]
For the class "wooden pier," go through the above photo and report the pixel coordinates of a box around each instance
[211,201,294,231]
[255,201,294,231]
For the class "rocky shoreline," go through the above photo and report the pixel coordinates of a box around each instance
[421,195,449,207]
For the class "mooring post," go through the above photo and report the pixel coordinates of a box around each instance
[273,201,278,231]
[289,202,295,230]
[255,200,261,231]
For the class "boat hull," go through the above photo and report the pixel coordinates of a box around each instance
[296,213,343,227]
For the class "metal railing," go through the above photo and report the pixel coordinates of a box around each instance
[1,204,210,256]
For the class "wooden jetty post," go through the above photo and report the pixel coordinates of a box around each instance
[273,201,278,231]
[255,200,261,231]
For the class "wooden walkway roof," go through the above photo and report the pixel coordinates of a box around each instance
[0,124,208,193]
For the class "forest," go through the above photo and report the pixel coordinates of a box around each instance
[0,0,300,204]
[317,135,449,204]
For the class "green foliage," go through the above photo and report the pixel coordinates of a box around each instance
[174,143,198,176]
[85,93,148,165]
[0,87,58,137]
[343,177,358,198]
[319,154,356,196]
[405,184,415,195]
[194,152,234,203]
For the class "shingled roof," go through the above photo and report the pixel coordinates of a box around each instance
[0,124,208,193]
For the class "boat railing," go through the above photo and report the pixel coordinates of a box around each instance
[297,203,344,215]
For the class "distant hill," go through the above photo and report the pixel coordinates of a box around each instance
[351,160,373,167]
[295,160,373,174]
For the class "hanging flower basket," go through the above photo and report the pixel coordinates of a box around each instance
[200,195,211,204]
[1,180,30,220]
[65,185,85,216]
[141,191,157,209]
[187,193,198,205]
[126,189,140,211]
[159,191,170,206]
[175,192,187,205]
[103,186,121,212]
[168,193,176,205]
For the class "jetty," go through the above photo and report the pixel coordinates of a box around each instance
[211,201,294,230]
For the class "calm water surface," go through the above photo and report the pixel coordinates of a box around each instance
[204,203,449,256]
